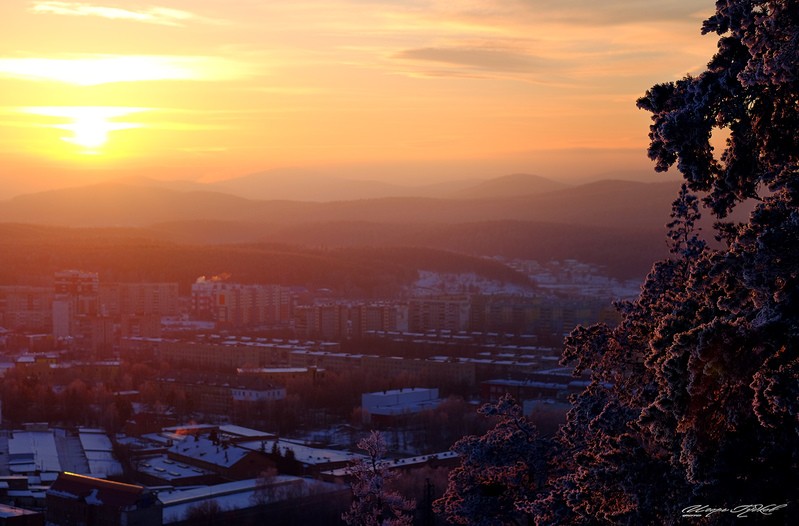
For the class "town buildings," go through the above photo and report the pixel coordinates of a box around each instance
[0,262,623,523]
[0,287,53,334]
[0,271,180,353]
[0,427,122,481]
[1,264,625,355]
[45,473,161,526]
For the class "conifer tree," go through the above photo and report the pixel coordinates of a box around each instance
[437,1,799,523]
[435,395,551,525]
[343,431,415,526]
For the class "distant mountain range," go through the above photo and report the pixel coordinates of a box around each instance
[0,174,679,229]
[0,173,700,279]
[114,170,571,202]
[449,173,569,199]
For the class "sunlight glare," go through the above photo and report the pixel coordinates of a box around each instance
[23,106,150,154]
[0,55,245,86]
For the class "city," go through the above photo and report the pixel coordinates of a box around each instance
[0,262,632,524]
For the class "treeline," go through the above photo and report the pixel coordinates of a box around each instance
[149,219,666,280]
[0,224,532,295]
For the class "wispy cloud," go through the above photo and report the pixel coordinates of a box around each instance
[384,0,710,85]
[30,1,225,27]
[390,43,571,85]
[423,0,705,27]
[395,46,549,73]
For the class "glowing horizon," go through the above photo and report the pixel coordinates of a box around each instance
[0,0,717,193]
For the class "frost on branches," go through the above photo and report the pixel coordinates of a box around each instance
[434,395,551,526]
[437,1,799,524]
[342,430,415,526]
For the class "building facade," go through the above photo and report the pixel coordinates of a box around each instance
[191,279,293,328]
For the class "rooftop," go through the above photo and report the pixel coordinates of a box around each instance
[137,455,214,482]
[169,437,249,469]
[48,472,151,509]
[238,439,364,467]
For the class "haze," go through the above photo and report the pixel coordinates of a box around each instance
[0,0,712,198]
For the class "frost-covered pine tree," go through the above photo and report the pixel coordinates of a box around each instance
[434,395,551,526]
[343,431,415,526]
[438,1,799,524]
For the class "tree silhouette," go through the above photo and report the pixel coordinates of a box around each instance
[437,1,799,524]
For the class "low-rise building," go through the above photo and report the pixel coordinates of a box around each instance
[45,472,162,526]
[134,456,221,487]
[166,436,275,481]
[149,372,286,418]
[237,438,364,477]
[1,427,122,480]
[158,476,349,525]
[361,387,442,425]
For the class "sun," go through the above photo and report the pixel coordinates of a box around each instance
[23,106,149,154]
[61,113,115,150]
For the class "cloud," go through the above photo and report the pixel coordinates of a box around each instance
[30,1,225,27]
[390,43,579,85]
[395,46,548,73]
[425,0,704,27]
[377,0,707,85]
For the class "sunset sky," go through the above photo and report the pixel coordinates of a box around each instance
[0,1,716,197]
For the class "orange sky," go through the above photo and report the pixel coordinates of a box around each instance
[0,1,717,196]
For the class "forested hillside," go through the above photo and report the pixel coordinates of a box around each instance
[0,224,531,295]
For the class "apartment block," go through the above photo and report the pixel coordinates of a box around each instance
[0,286,53,332]
[408,296,471,332]
[191,279,293,328]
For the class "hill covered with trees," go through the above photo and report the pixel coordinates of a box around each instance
[0,224,531,296]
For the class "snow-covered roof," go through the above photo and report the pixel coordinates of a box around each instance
[3,429,121,479]
[365,387,437,398]
[218,425,275,440]
[8,432,61,473]
[79,430,113,452]
[85,451,115,461]
[137,455,214,482]
[87,458,124,478]
[238,439,364,467]
[140,433,178,446]
[160,478,289,523]
[169,437,249,468]
[323,451,460,478]
[158,477,344,524]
